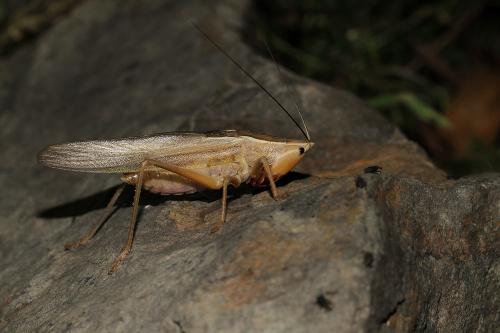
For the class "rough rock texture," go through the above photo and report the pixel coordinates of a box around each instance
[0,0,498,332]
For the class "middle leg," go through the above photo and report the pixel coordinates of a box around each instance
[211,178,229,233]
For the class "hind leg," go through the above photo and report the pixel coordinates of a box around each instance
[108,159,224,273]
[65,184,126,250]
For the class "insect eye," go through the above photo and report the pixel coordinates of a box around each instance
[299,147,305,155]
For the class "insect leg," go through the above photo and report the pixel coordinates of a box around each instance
[211,178,229,233]
[258,157,279,200]
[143,159,243,234]
[64,184,126,250]
[143,159,232,233]
[142,159,222,189]
[108,159,224,273]
[108,162,146,274]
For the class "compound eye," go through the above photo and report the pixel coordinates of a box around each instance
[299,147,305,155]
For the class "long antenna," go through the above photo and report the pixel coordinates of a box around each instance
[192,22,310,142]
[263,39,310,141]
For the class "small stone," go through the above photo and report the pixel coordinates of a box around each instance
[316,294,333,311]
[364,165,382,174]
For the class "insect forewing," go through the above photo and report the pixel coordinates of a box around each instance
[38,132,241,173]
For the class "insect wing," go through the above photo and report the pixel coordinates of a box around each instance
[37,132,240,173]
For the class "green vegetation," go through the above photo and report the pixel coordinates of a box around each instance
[247,0,500,176]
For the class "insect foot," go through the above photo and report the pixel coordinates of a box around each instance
[210,223,222,234]
[108,248,131,274]
[64,241,85,250]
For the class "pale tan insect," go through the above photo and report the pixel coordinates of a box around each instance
[37,25,313,274]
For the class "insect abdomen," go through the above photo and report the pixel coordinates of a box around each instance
[121,172,200,195]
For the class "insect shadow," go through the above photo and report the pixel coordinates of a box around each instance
[37,171,309,220]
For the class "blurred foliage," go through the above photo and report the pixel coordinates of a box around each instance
[448,141,500,175]
[246,0,500,176]
[368,92,451,128]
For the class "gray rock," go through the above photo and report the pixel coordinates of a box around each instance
[0,0,498,332]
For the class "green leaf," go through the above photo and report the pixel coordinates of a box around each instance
[368,92,451,128]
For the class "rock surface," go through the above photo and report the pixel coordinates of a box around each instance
[0,0,498,332]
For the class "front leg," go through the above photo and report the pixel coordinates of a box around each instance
[257,156,279,200]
